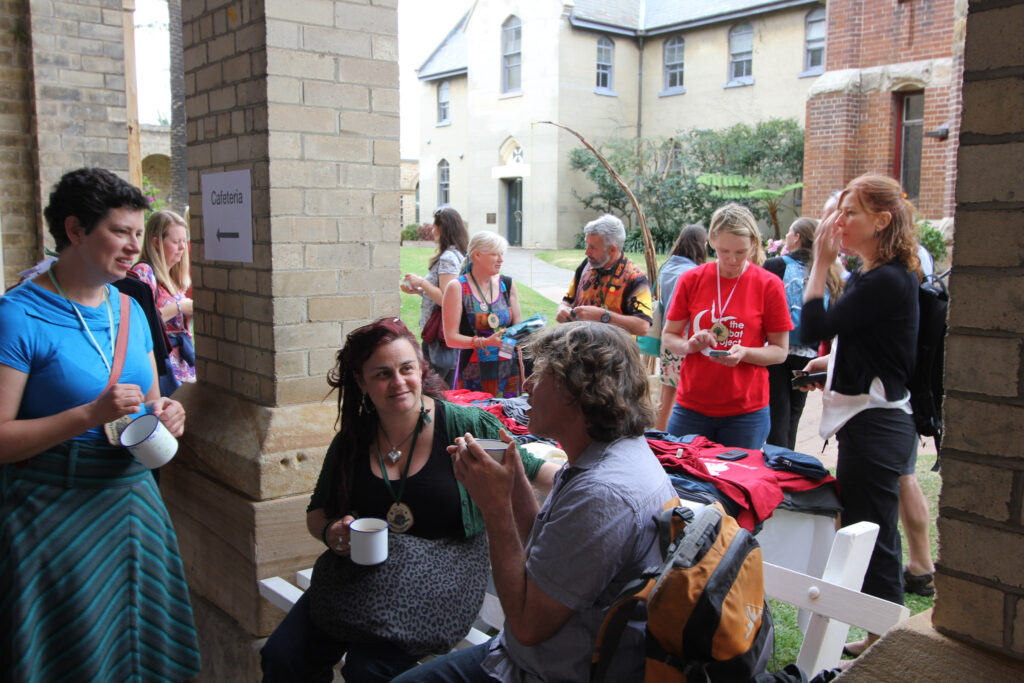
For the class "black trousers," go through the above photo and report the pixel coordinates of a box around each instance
[836,408,915,605]
[766,354,812,450]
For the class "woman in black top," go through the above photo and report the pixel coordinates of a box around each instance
[800,175,921,656]
[763,218,843,449]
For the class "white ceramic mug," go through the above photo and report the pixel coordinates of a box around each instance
[119,413,178,469]
[475,438,509,463]
[349,517,389,565]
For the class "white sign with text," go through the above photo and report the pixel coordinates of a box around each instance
[201,169,253,263]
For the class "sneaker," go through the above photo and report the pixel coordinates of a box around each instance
[903,566,935,597]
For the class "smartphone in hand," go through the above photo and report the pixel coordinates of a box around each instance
[791,372,827,389]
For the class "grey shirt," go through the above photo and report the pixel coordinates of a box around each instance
[418,246,464,327]
[484,436,675,682]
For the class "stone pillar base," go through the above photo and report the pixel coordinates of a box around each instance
[840,610,1022,681]
[190,593,269,682]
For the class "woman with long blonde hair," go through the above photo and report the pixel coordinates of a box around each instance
[661,203,792,448]
[129,210,195,388]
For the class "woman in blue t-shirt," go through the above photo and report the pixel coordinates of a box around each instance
[0,168,200,681]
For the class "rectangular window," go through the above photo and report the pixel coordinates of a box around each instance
[596,37,613,90]
[502,18,522,93]
[438,160,450,206]
[729,24,754,82]
[805,8,826,73]
[437,81,450,124]
[899,93,924,203]
[664,37,685,90]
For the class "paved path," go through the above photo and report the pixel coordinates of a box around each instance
[501,247,576,306]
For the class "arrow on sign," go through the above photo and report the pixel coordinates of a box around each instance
[216,229,240,241]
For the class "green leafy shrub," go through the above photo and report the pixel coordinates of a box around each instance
[142,175,166,220]
[917,220,947,262]
[401,223,419,243]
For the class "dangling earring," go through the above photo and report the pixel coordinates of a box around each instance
[359,392,375,416]
[874,229,880,238]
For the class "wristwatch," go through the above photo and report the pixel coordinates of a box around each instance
[600,311,611,323]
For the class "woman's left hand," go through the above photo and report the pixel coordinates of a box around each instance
[710,345,745,367]
[147,397,186,437]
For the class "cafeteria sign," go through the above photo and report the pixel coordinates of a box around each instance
[201,169,253,262]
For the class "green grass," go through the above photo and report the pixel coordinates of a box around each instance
[536,249,670,272]
[768,450,940,671]
[399,247,560,338]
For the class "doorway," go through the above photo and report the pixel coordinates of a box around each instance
[505,177,522,246]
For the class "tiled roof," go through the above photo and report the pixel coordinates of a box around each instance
[572,0,820,34]
[417,0,821,81]
[417,10,470,81]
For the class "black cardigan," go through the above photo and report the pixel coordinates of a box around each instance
[801,260,918,401]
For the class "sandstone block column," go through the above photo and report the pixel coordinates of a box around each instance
[931,0,1024,661]
[169,0,399,677]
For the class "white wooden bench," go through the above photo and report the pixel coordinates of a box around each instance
[763,520,911,673]
[258,567,505,652]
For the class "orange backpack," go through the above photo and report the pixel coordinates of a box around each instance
[591,500,773,682]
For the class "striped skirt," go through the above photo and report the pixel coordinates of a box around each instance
[0,442,201,682]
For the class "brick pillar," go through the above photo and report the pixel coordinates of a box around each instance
[167,1,399,677]
[931,0,1024,660]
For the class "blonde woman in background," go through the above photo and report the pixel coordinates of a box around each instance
[442,232,523,398]
[661,203,791,449]
[129,210,195,389]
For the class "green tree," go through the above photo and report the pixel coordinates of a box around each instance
[696,173,803,239]
[568,137,717,251]
[568,120,804,248]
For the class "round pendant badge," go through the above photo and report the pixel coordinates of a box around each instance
[487,312,500,330]
[387,502,414,533]
[479,301,490,313]
[711,321,729,344]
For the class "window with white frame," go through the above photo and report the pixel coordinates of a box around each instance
[502,16,522,93]
[728,23,754,83]
[596,36,613,90]
[437,81,450,123]
[664,36,685,90]
[437,159,450,205]
[804,8,826,74]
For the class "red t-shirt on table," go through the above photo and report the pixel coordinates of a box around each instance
[666,261,791,417]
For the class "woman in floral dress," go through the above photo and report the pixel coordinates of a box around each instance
[129,210,195,390]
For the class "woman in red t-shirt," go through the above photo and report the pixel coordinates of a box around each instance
[661,203,792,448]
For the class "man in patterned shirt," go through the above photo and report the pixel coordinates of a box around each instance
[556,214,653,336]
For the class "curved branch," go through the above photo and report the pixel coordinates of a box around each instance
[537,121,659,299]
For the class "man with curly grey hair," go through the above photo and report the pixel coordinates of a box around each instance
[393,322,674,682]
[556,214,653,336]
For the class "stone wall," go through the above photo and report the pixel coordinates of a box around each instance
[803,0,965,219]
[931,0,1024,660]
[0,0,136,288]
[0,0,35,287]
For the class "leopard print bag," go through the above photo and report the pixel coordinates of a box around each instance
[307,531,490,657]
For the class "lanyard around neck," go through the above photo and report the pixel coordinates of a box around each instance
[469,270,495,306]
[48,267,115,375]
[714,260,748,322]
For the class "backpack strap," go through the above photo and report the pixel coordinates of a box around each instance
[590,578,655,683]
[500,274,512,306]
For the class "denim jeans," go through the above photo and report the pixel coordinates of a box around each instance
[260,592,420,683]
[667,404,770,450]
[390,640,495,683]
